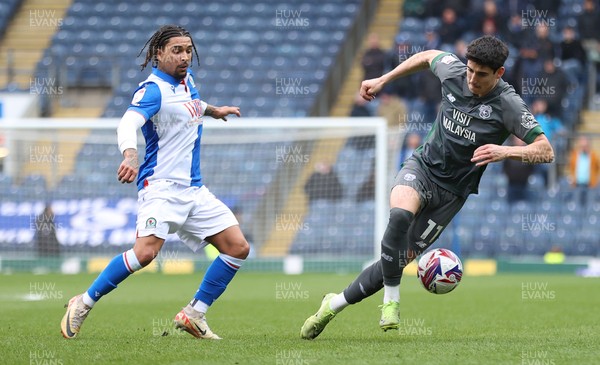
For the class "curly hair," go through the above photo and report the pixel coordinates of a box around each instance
[465,36,509,72]
[138,25,200,71]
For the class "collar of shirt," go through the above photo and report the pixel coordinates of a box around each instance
[152,67,184,87]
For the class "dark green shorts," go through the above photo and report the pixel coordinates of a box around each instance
[393,157,466,254]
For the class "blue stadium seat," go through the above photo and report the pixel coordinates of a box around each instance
[472,225,498,256]
[40,0,364,116]
[567,230,599,256]
[399,17,425,33]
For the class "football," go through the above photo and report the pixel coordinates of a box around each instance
[417,248,463,294]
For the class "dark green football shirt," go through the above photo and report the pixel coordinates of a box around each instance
[412,52,544,198]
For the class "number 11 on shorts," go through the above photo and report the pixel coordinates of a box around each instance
[420,219,444,243]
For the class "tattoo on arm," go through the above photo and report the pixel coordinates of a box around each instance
[123,148,139,169]
[205,104,215,117]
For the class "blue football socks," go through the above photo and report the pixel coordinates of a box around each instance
[191,254,244,313]
[83,249,142,307]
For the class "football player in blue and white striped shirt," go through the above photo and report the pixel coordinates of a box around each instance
[61,25,249,340]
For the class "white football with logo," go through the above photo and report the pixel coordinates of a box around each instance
[417,248,463,294]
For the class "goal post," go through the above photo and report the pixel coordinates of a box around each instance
[0,117,388,273]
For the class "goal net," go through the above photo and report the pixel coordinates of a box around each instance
[0,117,388,274]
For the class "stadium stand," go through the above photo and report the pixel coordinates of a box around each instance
[34,0,362,118]
[0,0,21,39]
[0,0,599,260]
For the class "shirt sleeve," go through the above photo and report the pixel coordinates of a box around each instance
[117,110,146,154]
[430,53,465,82]
[127,82,161,120]
[501,93,544,144]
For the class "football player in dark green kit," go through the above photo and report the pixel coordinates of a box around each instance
[301,36,554,339]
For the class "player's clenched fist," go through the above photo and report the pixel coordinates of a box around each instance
[117,148,139,183]
[359,77,385,101]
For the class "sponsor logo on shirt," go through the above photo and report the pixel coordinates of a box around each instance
[442,109,476,143]
[440,55,456,64]
[521,113,537,129]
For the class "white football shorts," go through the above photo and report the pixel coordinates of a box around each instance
[136,179,238,252]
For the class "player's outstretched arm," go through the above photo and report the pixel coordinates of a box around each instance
[205,104,241,121]
[471,134,554,167]
[360,49,445,101]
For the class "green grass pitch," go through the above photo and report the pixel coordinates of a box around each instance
[0,272,597,364]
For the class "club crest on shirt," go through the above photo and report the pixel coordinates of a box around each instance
[521,112,537,129]
[145,217,157,229]
[131,87,146,106]
[440,55,456,64]
[479,104,492,119]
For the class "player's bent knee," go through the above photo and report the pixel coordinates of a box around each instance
[389,207,413,227]
[136,248,158,267]
[231,239,250,259]
[133,236,164,267]
[219,238,249,259]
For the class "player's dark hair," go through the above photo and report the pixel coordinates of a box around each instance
[138,25,200,71]
[465,36,509,72]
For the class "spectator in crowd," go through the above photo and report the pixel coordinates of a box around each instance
[505,0,533,19]
[386,42,418,99]
[531,0,561,17]
[505,13,527,49]
[502,136,535,204]
[349,91,372,118]
[531,98,566,149]
[540,58,570,119]
[424,27,442,51]
[304,162,344,203]
[578,0,600,43]
[377,91,407,129]
[543,245,566,264]
[531,98,566,186]
[438,8,463,46]
[33,204,61,257]
[361,33,387,81]
[535,24,557,63]
[398,133,422,169]
[414,67,442,128]
[356,167,375,203]
[476,0,507,39]
[569,135,599,205]
[454,39,468,63]
[560,26,587,67]
[517,24,555,98]
[481,18,499,38]
[348,92,376,149]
